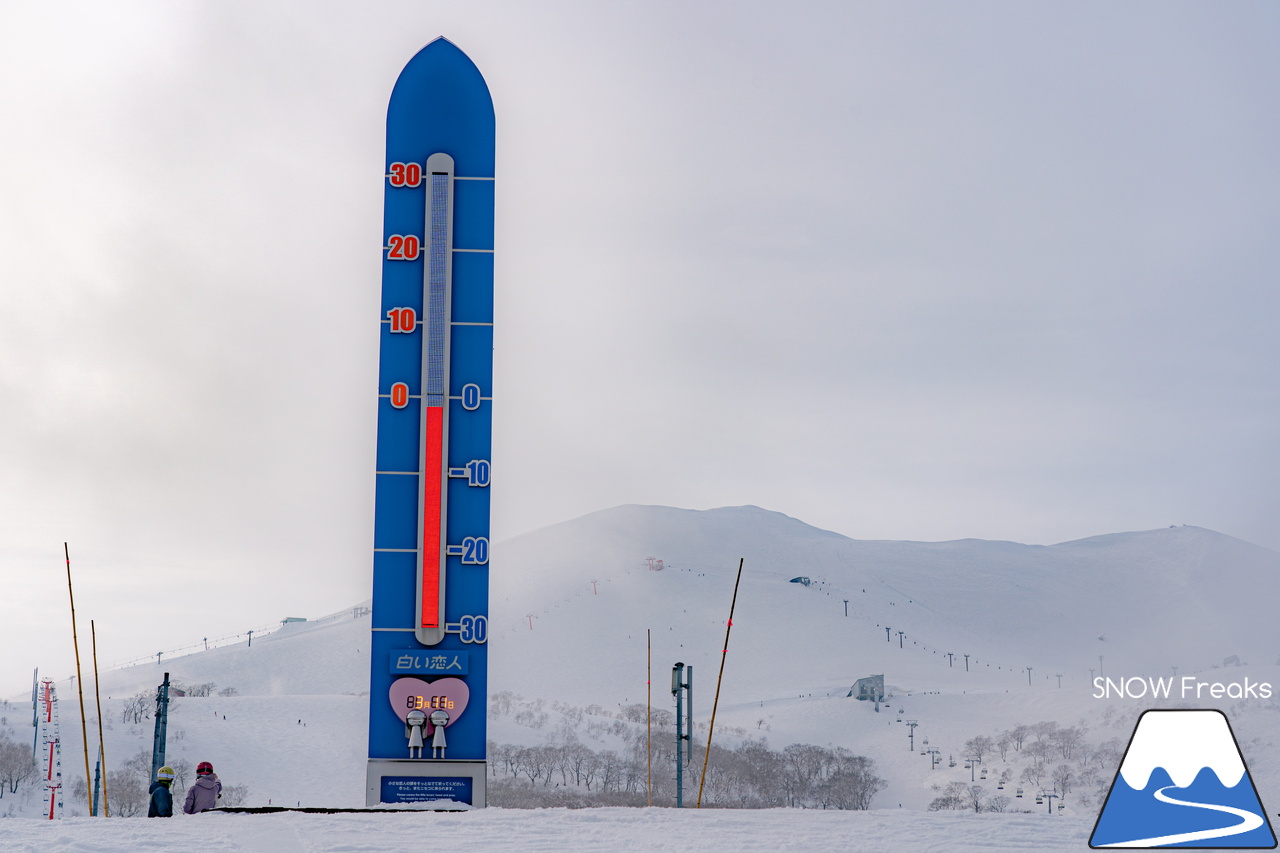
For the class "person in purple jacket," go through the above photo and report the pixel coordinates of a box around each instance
[183,761,222,813]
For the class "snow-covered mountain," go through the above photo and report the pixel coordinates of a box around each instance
[5,504,1278,824]
[492,505,1280,704]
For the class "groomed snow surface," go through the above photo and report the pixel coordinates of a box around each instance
[0,808,1093,852]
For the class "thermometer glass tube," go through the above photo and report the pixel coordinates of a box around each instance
[416,153,454,646]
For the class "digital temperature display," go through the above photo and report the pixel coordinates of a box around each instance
[406,695,457,711]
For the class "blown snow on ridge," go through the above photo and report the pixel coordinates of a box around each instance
[490,505,1280,709]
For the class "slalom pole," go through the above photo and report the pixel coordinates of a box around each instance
[696,557,743,808]
[64,543,93,815]
[90,620,109,816]
[646,628,651,807]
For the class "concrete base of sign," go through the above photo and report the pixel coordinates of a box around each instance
[366,759,487,807]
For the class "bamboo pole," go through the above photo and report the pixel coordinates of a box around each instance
[646,628,651,807]
[64,543,93,815]
[91,620,109,816]
[696,557,743,808]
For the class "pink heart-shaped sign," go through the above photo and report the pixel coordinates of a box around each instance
[389,677,469,728]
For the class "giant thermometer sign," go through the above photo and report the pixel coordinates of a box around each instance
[367,38,493,807]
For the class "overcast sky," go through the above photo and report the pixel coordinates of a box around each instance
[2,2,1277,694]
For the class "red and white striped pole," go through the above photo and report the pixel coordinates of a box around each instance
[38,679,63,819]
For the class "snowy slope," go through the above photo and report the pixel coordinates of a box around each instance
[483,505,1280,809]
[0,807,1099,852]
[490,505,1279,704]
[5,504,1278,830]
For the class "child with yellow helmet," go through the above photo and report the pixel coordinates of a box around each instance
[148,766,175,817]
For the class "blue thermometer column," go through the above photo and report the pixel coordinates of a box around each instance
[370,37,493,790]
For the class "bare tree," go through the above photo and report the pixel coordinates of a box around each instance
[1024,740,1054,769]
[598,750,622,793]
[1052,763,1074,797]
[1055,725,1086,760]
[1074,740,1097,772]
[516,746,547,785]
[815,753,888,810]
[1020,762,1046,789]
[170,758,193,794]
[928,781,969,811]
[1031,721,1059,745]
[565,742,596,788]
[121,691,157,726]
[733,739,785,807]
[781,743,828,807]
[221,783,250,806]
[106,769,147,817]
[488,733,880,811]
[122,748,152,779]
[0,735,37,795]
[964,735,994,763]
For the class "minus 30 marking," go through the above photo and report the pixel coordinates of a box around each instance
[444,615,487,644]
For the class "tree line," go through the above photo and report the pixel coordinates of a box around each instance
[928,718,1127,813]
[489,696,887,810]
